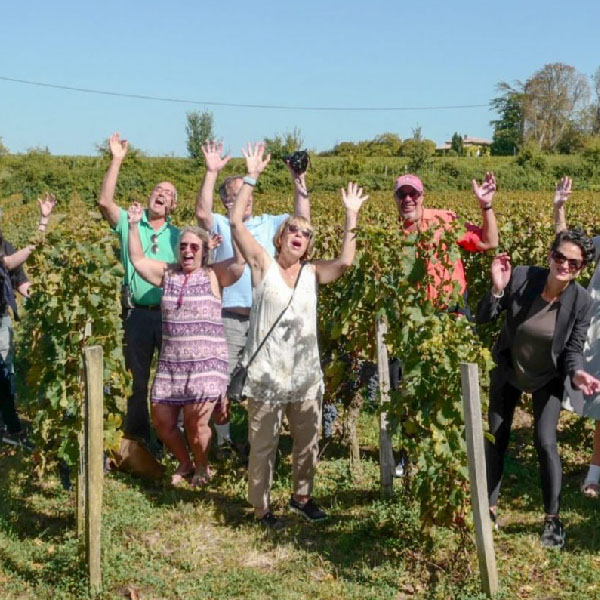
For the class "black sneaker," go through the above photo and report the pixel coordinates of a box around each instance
[257,511,285,530]
[215,442,234,462]
[540,517,565,549]
[489,509,498,531]
[289,496,328,522]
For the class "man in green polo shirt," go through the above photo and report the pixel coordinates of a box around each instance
[98,132,180,448]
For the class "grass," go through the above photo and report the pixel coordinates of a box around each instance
[1,407,600,599]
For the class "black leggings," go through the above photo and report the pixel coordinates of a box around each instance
[486,372,563,515]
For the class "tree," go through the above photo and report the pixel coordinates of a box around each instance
[186,110,214,161]
[521,63,590,152]
[591,66,600,134]
[451,132,464,156]
[0,137,8,156]
[367,132,402,156]
[490,84,524,155]
[264,127,304,160]
[401,127,436,172]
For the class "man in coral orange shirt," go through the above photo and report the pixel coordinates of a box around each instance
[395,172,499,311]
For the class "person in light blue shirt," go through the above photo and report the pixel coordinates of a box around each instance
[195,140,311,457]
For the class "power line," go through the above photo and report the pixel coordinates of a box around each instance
[0,75,490,112]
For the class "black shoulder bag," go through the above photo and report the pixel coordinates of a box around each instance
[227,263,305,403]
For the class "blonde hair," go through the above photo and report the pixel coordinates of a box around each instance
[273,216,315,261]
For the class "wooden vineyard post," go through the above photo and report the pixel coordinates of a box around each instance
[76,321,92,538]
[83,345,104,596]
[460,363,498,598]
[376,317,395,496]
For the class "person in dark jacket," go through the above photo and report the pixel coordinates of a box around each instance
[477,229,600,549]
[0,193,55,445]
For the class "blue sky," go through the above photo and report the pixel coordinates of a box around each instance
[1,0,598,156]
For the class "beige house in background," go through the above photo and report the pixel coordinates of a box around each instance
[436,135,492,157]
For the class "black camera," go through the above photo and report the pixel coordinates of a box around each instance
[283,150,310,175]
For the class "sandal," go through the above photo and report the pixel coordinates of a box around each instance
[191,466,211,487]
[171,465,195,486]
[581,481,600,499]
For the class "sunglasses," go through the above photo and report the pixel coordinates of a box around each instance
[154,185,176,199]
[180,242,201,253]
[150,234,158,254]
[287,223,312,239]
[395,189,421,200]
[551,249,583,271]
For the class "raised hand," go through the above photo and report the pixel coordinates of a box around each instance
[127,202,143,225]
[287,164,308,196]
[490,253,511,294]
[207,233,223,250]
[554,176,572,207]
[341,182,369,214]
[109,132,128,161]
[202,140,231,173]
[573,370,600,396]
[38,192,56,218]
[472,172,496,208]
[241,142,271,177]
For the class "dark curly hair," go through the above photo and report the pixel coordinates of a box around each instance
[550,229,595,267]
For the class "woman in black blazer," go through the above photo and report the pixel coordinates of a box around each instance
[477,229,600,549]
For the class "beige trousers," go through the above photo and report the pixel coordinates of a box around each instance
[247,393,322,512]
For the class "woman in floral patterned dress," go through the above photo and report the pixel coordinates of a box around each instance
[127,202,244,485]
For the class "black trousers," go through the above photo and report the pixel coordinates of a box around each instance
[123,307,163,443]
[486,371,563,515]
[0,357,20,433]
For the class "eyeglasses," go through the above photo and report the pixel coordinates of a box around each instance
[287,223,312,239]
[180,242,201,254]
[154,185,176,199]
[551,249,584,271]
[150,234,158,254]
[395,189,421,200]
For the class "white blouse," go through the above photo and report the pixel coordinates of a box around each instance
[241,259,324,403]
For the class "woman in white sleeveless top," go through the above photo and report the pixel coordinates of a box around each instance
[230,142,368,528]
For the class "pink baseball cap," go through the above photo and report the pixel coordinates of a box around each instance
[394,174,424,194]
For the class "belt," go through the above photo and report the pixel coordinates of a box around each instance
[132,303,161,311]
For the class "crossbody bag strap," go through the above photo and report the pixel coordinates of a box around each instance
[244,261,306,369]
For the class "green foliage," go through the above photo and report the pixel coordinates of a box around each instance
[583,135,600,176]
[264,126,304,160]
[451,132,464,156]
[490,87,523,155]
[515,141,548,171]
[16,197,130,472]
[317,220,492,531]
[0,136,8,156]
[185,110,215,162]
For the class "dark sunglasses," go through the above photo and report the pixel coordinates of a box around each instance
[551,249,583,271]
[287,223,312,239]
[395,189,421,200]
[180,242,201,253]
[150,234,158,254]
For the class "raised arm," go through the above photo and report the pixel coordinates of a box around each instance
[3,193,56,270]
[229,143,271,284]
[98,133,128,228]
[127,203,168,287]
[553,176,571,234]
[471,172,498,251]
[285,162,311,220]
[314,182,368,285]
[195,140,231,231]
[475,253,511,324]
